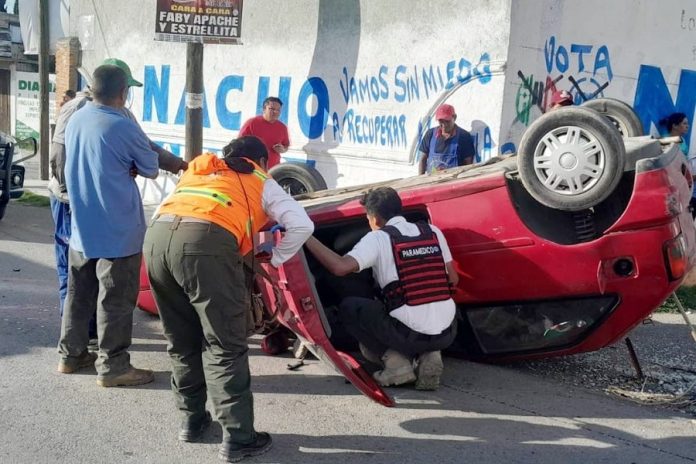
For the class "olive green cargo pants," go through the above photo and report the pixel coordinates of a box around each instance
[144,217,255,444]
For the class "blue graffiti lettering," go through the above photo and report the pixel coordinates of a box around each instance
[593,45,613,80]
[297,77,330,139]
[394,65,407,103]
[634,65,696,147]
[331,111,341,142]
[474,53,492,84]
[341,110,406,147]
[500,142,516,155]
[544,36,611,78]
[570,44,593,73]
[378,66,389,99]
[143,65,170,123]
[422,65,440,99]
[215,75,244,130]
[556,45,569,73]
[458,58,472,84]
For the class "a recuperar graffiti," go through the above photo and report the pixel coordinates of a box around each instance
[142,53,492,149]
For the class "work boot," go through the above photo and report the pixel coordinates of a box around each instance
[179,411,212,442]
[96,366,154,387]
[372,349,416,386]
[57,351,97,374]
[219,432,273,463]
[415,351,444,391]
[359,343,381,365]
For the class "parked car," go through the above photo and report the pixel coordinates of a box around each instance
[0,132,36,221]
[138,104,696,406]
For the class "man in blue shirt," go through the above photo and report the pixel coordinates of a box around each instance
[57,64,159,387]
[418,104,476,174]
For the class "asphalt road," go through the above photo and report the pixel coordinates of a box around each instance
[1,202,696,464]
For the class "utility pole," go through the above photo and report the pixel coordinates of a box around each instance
[38,0,50,180]
[184,42,203,161]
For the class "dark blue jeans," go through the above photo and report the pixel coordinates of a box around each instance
[50,196,96,338]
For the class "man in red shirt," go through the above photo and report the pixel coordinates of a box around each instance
[239,97,289,168]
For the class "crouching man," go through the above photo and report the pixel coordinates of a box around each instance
[304,187,458,390]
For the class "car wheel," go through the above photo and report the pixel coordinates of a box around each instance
[517,106,626,211]
[581,98,644,137]
[268,163,327,196]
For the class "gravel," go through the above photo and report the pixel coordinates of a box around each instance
[508,313,696,416]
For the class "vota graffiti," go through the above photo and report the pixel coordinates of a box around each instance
[544,36,613,80]
[633,65,696,148]
[141,52,492,150]
[514,37,614,127]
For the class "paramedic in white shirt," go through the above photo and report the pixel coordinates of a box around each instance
[304,186,458,390]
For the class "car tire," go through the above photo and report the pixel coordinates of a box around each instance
[268,162,327,196]
[518,106,626,211]
[581,98,644,137]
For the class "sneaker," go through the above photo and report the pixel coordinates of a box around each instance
[219,432,273,463]
[96,366,154,387]
[415,351,444,390]
[87,338,99,352]
[57,351,97,374]
[372,349,416,386]
[179,411,212,442]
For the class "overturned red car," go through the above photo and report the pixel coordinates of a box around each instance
[138,103,696,406]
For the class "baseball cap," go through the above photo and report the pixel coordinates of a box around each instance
[435,104,456,121]
[101,58,143,87]
[551,89,573,106]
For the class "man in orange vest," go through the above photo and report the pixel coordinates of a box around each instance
[143,136,313,463]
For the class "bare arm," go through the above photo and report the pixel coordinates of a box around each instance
[151,142,188,173]
[418,151,428,175]
[304,236,359,276]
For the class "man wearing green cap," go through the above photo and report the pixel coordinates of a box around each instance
[49,58,187,363]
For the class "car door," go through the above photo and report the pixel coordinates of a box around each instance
[255,236,394,407]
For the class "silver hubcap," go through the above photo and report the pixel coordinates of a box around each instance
[533,125,605,196]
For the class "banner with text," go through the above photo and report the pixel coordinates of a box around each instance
[154,0,243,44]
[14,71,56,140]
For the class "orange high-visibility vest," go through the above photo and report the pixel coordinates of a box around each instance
[157,154,269,255]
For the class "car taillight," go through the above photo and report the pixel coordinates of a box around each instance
[663,233,688,281]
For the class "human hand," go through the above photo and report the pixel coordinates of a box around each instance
[273,144,287,154]
[255,241,274,261]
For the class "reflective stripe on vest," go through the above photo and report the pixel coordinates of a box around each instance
[381,222,451,310]
[174,187,233,207]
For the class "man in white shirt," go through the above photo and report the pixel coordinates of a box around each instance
[304,187,458,390]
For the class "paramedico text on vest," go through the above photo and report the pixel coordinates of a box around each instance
[381,222,452,310]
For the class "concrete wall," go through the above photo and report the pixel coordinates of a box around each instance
[68,0,512,199]
[502,0,696,155]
